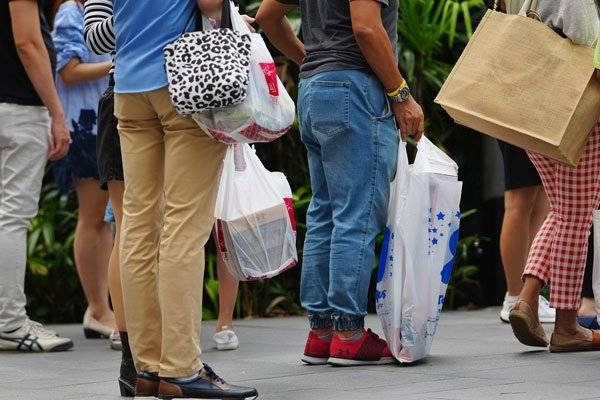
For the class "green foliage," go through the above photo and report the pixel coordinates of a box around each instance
[25,169,85,323]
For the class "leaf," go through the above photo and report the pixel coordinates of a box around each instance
[42,222,55,250]
[265,296,287,315]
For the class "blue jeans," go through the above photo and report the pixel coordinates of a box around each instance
[298,70,399,331]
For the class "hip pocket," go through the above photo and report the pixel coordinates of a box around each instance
[308,81,350,137]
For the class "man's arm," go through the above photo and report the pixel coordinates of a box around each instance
[349,0,424,140]
[9,0,70,160]
[255,0,305,66]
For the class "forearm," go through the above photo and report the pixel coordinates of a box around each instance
[16,41,65,118]
[258,17,305,65]
[59,59,111,85]
[354,25,403,92]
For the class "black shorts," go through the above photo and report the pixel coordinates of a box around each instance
[498,140,542,191]
[96,80,123,190]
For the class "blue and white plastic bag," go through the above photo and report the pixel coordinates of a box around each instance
[376,137,462,363]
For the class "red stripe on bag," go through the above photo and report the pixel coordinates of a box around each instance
[215,220,228,254]
[284,198,297,232]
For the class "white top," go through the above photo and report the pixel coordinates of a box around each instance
[507,0,599,47]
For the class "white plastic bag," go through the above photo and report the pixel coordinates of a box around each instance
[214,144,298,281]
[376,136,463,363]
[592,211,600,326]
[192,3,296,144]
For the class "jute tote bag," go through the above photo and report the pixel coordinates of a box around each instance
[435,0,600,167]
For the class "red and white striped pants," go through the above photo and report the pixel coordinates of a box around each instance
[525,120,600,310]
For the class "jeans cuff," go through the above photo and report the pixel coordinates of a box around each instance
[332,314,364,331]
[308,313,333,329]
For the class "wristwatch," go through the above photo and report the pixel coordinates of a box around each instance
[386,81,411,104]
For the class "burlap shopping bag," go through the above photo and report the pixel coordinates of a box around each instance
[435,8,600,167]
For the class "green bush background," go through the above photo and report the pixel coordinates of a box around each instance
[25,0,488,324]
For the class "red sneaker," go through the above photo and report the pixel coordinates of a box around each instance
[328,329,395,366]
[302,330,332,365]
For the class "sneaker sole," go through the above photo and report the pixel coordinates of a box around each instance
[48,340,74,352]
[327,356,396,366]
[216,343,239,351]
[0,339,73,352]
[301,355,329,365]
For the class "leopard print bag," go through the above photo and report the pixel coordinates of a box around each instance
[164,1,252,115]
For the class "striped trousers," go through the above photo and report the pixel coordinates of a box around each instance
[525,120,600,310]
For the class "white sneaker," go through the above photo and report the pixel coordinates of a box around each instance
[0,319,73,352]
[538,295,556,324]
[500,293,556,324]
[213,327,239,350]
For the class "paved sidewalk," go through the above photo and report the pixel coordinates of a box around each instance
[1,308,599,400]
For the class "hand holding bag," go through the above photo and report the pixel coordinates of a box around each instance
[164,0,252,115]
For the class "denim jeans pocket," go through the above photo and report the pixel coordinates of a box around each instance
[309,81,350,137]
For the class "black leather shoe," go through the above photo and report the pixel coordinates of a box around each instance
[158,364,258,399]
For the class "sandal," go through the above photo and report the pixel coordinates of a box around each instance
[549,330,600,353]
[508,300,549,347]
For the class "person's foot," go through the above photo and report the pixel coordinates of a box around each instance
[508,300,549,347]
[302,330,332,365]
[135,372,161,399]
[328,329,395,366]
[110,330,123,351]
[578,297,597,317]
[550,328,600,353]
[158,364,258,399]
[0,319,73,352]
[83,308,115,339]
[500,294,555,324]
[213,326,239,351]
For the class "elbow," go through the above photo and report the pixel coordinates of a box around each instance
[59,71,78,85]
[352,23,376,44]
[254,10,270,30]
[14,38,38,58]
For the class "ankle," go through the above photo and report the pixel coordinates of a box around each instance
[216,322,234,332]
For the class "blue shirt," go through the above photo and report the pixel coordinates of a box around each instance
[113,0,196,93]
[53,1,110,135]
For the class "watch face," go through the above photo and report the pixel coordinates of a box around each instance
[399,87,411,102]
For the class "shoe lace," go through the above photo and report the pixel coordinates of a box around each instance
[202,364,226,385]
[26,320,58,338]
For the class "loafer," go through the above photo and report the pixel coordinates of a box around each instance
[549,330,600,353]
[508,300,549,347]
[158,364,257,399]
[83,308,114,339]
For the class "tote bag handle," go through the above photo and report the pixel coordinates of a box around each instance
[494,0,540,20]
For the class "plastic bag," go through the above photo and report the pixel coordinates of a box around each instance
[376,136,463,363]
[192,3,296,144]
[214,144,298,281]
[592,211,600,326]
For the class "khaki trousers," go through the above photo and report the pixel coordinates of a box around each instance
[114,88,226,377]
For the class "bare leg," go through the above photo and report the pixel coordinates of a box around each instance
[74,179,114,325]
[216,250,239,331]
[519,275,543,319]
[579,297,597,317]
[555,309,593,341]
[529,187,549,244]
[501,187,540,296]
[108,181,126,331]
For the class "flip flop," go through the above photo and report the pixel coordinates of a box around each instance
[549,330,600,353]
[577,316,600,330]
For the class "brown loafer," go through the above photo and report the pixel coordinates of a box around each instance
[508,300,549,347]
[549,330,600,353]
